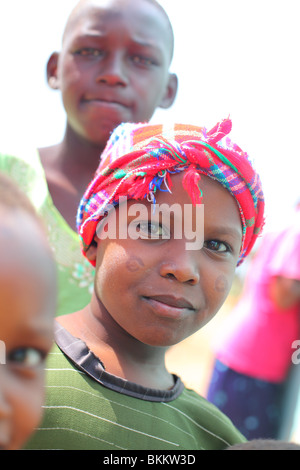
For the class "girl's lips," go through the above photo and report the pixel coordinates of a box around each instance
[147,295,195,310]
[143,295,195,319]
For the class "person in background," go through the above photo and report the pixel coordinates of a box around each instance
[0,0,178,316]
[0,172,56,450]
[207,205,300,440]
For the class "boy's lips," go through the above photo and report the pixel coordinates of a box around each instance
[82,94,130,109]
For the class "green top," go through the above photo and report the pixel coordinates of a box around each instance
[26,322,246,450]
[0,148,94,315]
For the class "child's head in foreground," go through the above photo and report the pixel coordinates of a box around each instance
[47,0,178,147]
[0,173,56,450]
[76,118,264,348]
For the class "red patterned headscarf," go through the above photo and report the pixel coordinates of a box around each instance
[77,119,265,266]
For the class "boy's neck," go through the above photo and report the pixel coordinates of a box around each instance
[57,303,175,391]
[40,125,106,173]
[39,126,107,231]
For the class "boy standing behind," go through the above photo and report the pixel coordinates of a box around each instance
[0,0,178,316]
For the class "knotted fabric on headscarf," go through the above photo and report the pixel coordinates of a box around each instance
[77,119,265,266]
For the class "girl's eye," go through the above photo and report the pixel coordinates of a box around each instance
[8,348,46,368]
[204,240,231,253]
[136,221,169,239]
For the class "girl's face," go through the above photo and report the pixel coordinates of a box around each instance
[88,173,243,348]
[0,214,54,450]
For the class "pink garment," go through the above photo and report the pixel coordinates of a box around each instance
[215,214,300,383]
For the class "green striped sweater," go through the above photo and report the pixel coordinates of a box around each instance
[26,323,245,450]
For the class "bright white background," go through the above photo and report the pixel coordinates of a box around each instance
[0,0,299,231]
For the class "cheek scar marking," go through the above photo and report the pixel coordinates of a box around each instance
[125,256,145,272]
[214,274,229,293]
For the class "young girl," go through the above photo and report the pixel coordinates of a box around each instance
[0,173,56,450]
[26,118,264,450]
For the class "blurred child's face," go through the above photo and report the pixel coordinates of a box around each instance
[52,0,177,145]
[0,212,54,450]
[88,173,243,348]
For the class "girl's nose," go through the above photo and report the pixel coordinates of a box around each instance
[159,243,200,285]
[96,53,128,87]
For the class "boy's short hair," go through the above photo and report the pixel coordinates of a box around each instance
[64,0,175,61]
[77,119,265,266]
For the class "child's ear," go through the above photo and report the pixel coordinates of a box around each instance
[159,73,178,109]
[85,238,98,263]
[46,52,60,90]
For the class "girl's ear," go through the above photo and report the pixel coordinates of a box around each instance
[85,238,98,263]
[159,73,178,109]
[46,52,60,90]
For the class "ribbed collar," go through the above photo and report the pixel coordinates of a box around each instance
[54,321,184,403]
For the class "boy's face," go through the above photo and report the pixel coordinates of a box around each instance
[0,212,54,450]
[50,0,177,146]
[88,173,243,348]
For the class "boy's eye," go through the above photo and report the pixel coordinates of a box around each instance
[204,240,231,253]
[8,347,46,368]
[74,47,104,57]
[131,55,156,67]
